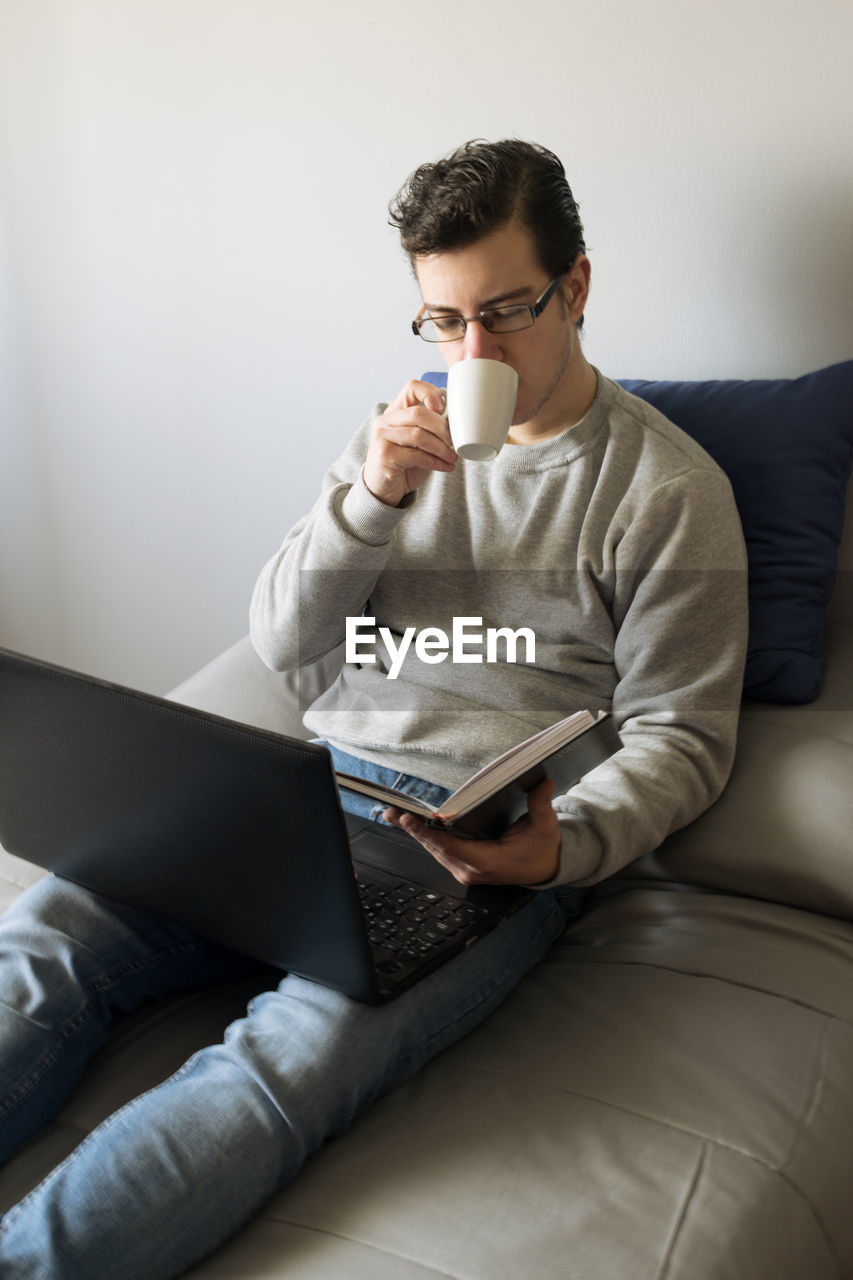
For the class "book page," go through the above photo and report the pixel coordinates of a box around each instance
[334,773,434,817]
[335,709,610,828]
[433,710,602,821]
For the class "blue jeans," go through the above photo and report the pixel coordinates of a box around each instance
[0,746,582,1279]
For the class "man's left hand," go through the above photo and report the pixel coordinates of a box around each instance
[384,778,561,887]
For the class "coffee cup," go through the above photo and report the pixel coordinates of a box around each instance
[445,359,519,461]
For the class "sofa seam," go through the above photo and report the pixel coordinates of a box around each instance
[738,710,853,749]
[653,1134,844,1280]
[444,1060,847,1276]
[445,1056,825,1187]
[552,956,853,1028]
[782,1016,832,1170]
[657,1139,708,1280]
[247,1216,465,1279]
[777,1018,846,1277]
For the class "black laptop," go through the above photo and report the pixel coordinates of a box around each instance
[0,648,533,1002]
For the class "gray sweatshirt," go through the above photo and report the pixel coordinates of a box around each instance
[250,372,748,887]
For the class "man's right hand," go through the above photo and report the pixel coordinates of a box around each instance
[362,380,456,508]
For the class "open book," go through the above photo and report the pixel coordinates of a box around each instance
[335,710,619,839]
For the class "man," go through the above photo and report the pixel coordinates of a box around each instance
[0,140,747,1279]
[250,139,747,891]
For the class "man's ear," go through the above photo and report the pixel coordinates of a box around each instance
[563,254,591,324]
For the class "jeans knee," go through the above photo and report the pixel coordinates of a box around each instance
[4,875,80,933]
[234,979,372,1076]
[220,979,391,1133]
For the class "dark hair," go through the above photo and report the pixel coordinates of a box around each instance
[388,139,586,324]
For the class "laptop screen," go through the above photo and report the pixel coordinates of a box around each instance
[0,648,380,998]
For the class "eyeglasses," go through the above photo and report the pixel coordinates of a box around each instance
[412,274,565,343]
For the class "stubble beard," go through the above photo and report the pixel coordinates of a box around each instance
[513,326,577,435]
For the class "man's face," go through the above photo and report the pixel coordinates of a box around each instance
[413,220,591,439]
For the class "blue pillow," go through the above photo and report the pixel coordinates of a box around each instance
[424,362,853,703]
[621,363,853,703]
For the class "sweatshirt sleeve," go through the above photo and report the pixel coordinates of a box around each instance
[249,411,411,671]
[543,466,749,888]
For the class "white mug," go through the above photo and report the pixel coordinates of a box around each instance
[445,359,519,461]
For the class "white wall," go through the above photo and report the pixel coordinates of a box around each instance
[1,0,851,693]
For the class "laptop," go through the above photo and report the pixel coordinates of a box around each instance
[0,648,533,1003]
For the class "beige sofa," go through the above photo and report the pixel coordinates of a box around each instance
[2,394,852,1278]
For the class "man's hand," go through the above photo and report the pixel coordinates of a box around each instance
[384,778,561,887]
[363,380,456,508]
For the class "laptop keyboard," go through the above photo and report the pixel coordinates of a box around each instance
[358,874,488,965]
